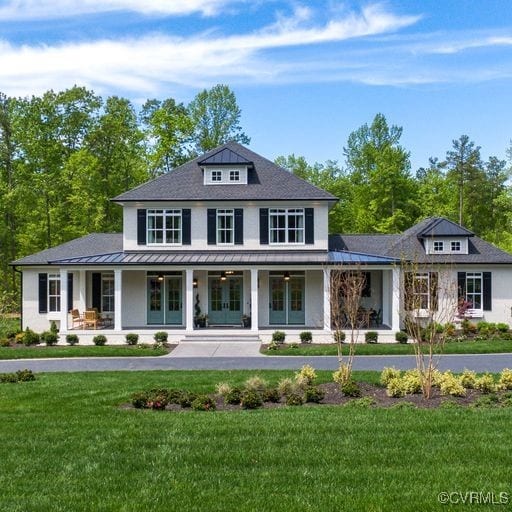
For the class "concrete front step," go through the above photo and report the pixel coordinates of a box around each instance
[181,333,261,343]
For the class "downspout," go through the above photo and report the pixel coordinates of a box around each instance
[13,266,23,330]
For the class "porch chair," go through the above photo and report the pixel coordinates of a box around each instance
[83,309,103,330]
[70,309,83,329]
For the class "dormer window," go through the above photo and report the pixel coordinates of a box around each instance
[211,170,222,182]
[229,170,240,182]
[451,241,461,252]
[204,167,248,185]
[433,241,444,252]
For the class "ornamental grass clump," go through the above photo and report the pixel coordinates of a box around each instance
[215,382,232,397]
[332,364,351,387]
[244,376,268,393]
[277,377,296,396]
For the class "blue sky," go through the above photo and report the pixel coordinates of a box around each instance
[1,0,511,170]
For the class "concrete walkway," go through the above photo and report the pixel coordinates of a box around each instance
[168,342,262,357]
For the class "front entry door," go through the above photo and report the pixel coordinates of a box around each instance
[148,277,164,324]
[208,276,243,325]
[147,275,183,325]
[166,276,182,325]
[269,276,305,325]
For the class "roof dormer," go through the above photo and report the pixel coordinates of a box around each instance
[418,218,474,255]
[198,147,253,185]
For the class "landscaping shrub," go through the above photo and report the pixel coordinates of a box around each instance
[304,386,325,403]
[401,370,422,394]
[271,331,286,344]
[343,397,376,408]
[240,389,263,409]
[380,367,401,386]
[267,341,279,351]
[66,334,79,345]
[22,328,40,346]
[50,320,59,334]
[332,364,351,386]
[461,320,477,336]
[191,395,216,411]
[244,376,268,393]
[295,364,316,387]
[262,388,280,403]
[365,331,378,344]
[153,331,168,343]
[41,331,58,346]
[277,377,295,396]
[475,373,496,394]
[439,372,466,397]
[0,373,18,383]
[496,323,509,333]
[286,392,304,406]
[395,331,408,344]
[92,334,107,346]
[178,392,197,408]
[6,330,18,341]
[0,339,10,347]
[299,331,312,344]
[386,377,406,398]
[167,389,184,404]
[224,387,243,405]
[215,382,232,397]
[499,368,512,390]
[443,323,456,337]
[289,342,299,349]
[131,391,149,409]
[333,330,345,343]
[0,369,35,384]
[125,333,139,345]
[460,369,477,389]
[146,391,168,410]
[341,380,361,397]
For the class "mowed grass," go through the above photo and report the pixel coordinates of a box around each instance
[1,370,511,512]
[262,338,512,356]
[0,345,169,359]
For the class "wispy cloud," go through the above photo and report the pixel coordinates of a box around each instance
[0,0,240,20]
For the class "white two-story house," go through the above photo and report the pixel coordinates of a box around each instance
[12,142,512,342]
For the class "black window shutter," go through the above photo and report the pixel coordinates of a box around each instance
[182,209,191,245]
[137,209,147,245]
[67,273,73,312]
[305,208,314,244]
[207,209,216,245]
[483,272,492,311]
[404,272,413,311]
[234,209,243,245]
[92,273,102,311]
[430,272,438,311]
[38,273,48,314]
[457,272,466,298]
[259,208,269,245]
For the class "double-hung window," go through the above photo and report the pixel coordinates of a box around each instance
[451,241,461,252]
[147,209,182,244]
[48,274,61,312]
[229,170,240,182]
[405,272,438,311]
[433,241,444,252]
[101,273,115,313]
[217,209,234,244]
[465,272,482,310]
[269,208,304,244]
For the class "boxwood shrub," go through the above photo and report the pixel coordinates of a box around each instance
[92,334,107,346]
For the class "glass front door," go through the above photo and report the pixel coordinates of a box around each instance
[147,275,183,325]
[208,276,243,325]
[269,276,305,325]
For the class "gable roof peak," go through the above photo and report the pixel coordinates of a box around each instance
[198,143,253,166]
[416,217,474,238]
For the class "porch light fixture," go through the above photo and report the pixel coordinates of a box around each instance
[157,274,164,282]
[220,272,227,281]
[225,270,234,275]
[193,278,198,288]
[283,271,290,281]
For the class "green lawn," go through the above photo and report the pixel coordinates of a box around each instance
[262,339,512,356]
[0,370,510,511]
[0,345,169,359]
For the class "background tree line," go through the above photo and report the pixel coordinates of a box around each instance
[1,85,511,309]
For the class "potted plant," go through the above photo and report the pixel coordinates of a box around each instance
[241,315,251,328]
[194,295,207,328]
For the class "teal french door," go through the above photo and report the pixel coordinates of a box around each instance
[269,276,305,325]
[208,276,243,325]
[147,275,183,325]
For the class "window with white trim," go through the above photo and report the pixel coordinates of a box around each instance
[211,170,222,182]
[101,273,115,313]
[48,273,61,312]
[229,170,240,182]
[217,209,234,244]
[451,241,461,252]
[433,241,444,252]
[465,272,482,310]
[147,209,182,244]
[269,208,304,244]
[405,272,438,311]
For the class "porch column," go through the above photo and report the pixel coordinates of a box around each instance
[323,268,331,330]
[391,267,401,331]
[78,270,86,311]
[114,269,122,331]
[185,269,194,331]
[60,269,68,331]
[250,269,258,332]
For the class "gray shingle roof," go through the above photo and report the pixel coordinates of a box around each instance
[113,142,337,202]
[329,217,512,264]
[12,234,123,265]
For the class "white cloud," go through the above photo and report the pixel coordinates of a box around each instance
[0,0,239,20]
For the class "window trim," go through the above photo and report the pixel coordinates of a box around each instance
[211,170,222,182]
[229,170,240,182]
[465,272,483,313]
[101,273,115,313]
[48,273,61,313]
[147,209,182,246]
[433,241,444,252]
[216,208,235,245]
[269,208,305,245]
[451,241,461,252]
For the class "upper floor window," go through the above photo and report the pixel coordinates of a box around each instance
[102,273,115,313]
[205,167,248,185]
[229,170,240,182]
[433,241,444,252]
[211,170,222,182]
[217,209,234,244]
[269,208,304,244]
[451,241,461,252]
[48,273,61,312]
[147,209,182,244]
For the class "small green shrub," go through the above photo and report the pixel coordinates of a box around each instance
[402,370,422,394]
[224,387,243,405]
[92,334,107,346]
[496,323,509,333]
[333,330,345,343]
[262,388,280,403]
[332,364,351,387]
[66,334,79,345]
[472,394,500,408]
[386,377,406,398]
[131,391,149,409]
[295,364,317,387]
[365,331,378,344]
[154,331,168,343]
[146,390,168,410]
[244,376,268,393]
[461,320,477,336]
[215,382,232,397]
[41,331,58,346]
[299,331,312,344]
[50,320,59,334]
[499,368,512,390]
[0,373,18,383]
[395,331,408,344]
[460,369,477,389]
[22,328,40,346]
[290,342,299,349]
[267,341,279,351]
[6,330,18,341]
[178,392,197,408]
[304,386,325,403]
[475,373,496,394]
[277,377,296,396]
[344,397,376,408]
[125,333,139,345]
[240,390,263,409]
[15,369,36,382]
[191,395,216,411]
[389,401,417,410]
[167,389,184,404]
[286,392,304,406]
[439,372,466,397]
[0,339,11,347]
[444,323,456,337]
[341,380,361,397]
[380,367,401,386]
[272,331,286,344]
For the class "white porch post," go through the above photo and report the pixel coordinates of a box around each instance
[114,269,122,331]
[391,267,401,331]
[185,269,194,332]
[250,268,258,332]
[323,268,331,331]
[78,270,86,311]
[60,269,68,331]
